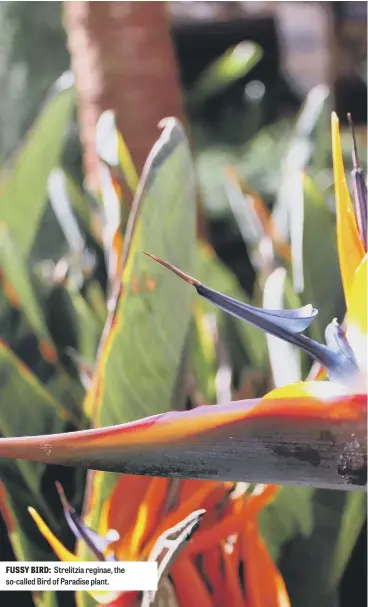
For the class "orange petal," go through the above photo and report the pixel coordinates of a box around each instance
[142,481,222,557]
[28,507,78,562]
[331,112,365,298]
[185,485,278,557]
[171,557,213,607]
[104,592,139,607]
[185,510,244,556]
[222,541,244,607]
[242,519,290,607]
[202,548,224,606]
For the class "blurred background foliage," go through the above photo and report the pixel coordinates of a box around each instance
[0,2,366,607]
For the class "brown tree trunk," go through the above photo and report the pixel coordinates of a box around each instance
[64,1,186,190]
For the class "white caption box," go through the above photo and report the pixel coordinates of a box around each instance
[0,562,158,591]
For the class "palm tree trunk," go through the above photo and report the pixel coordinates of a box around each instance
[64,1,185,190]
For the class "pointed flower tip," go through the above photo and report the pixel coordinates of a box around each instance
[347,112,360,168]
[143,252,200,286]
[55,481,71,511]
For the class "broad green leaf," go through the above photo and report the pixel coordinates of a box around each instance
[188,42,262,108]
[93,118,196,427]
[329,492,366,590]
[302,174,344,341]
[77,119,196,583]
[0,74,74,255]
[191,302,217,404]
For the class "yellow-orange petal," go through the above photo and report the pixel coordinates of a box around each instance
[128,477,168,559]
[142,481,222,558]
[28,507,78,562]
[331,112,365,298]
[99,474,152,555]
[346,253,368,371]
[262,379,359,409]
[30,501,129,606]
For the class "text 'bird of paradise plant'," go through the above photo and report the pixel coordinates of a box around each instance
[0,111,366,607]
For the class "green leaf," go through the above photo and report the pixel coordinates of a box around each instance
[0,340,69,561]
[189,42,262,108]
[260,486,315,562]
[77,119,197,578]
[65,285,102,365]
[301,174,344,341]
[94,118,196,427]
[261,486,366,606]
[329,492,367,589]
[0,224,54,346]
[0,74,74,255]
[196,243,268,369]
[191,302,217,404]
[275,490,367,607]
[0,228,85,418]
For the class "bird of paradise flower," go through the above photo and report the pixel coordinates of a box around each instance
[0,112,366,606]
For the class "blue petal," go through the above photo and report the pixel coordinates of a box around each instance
[56,483,117,561]
[196,284,318,333]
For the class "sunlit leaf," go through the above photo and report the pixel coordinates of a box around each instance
[0,73,75,255]
[188,42,262,108]
[78,118,197,578]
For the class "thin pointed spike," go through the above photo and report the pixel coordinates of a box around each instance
[347,113,360,168]
[143,253,200,285]
[347,113,367,250]
[55,481,72,512]
[146,254,358,380]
